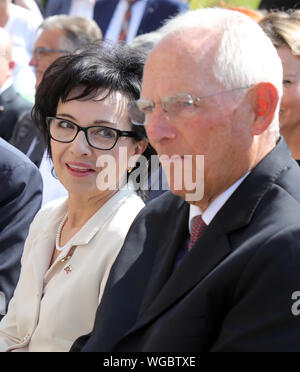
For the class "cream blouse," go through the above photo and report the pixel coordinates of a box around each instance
[0,189,145,352]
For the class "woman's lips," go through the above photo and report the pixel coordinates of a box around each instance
[66,162,96,177]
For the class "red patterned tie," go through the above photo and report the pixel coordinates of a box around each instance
[188,215,206,251]
[119,0,137,41]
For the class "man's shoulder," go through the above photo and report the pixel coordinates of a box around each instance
[129,191,186,232]
[143,190,185,214]
[0,85,32,110]
[0,138,38,172]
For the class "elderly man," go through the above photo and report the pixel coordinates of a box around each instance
[29,15,102,89]
[0,0,40,99]
[71,8,300,352]
[0,27,32,142]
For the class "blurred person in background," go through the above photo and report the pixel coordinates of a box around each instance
[12,0,43,22]
[43,0,97,19]
[0,44,154,352]
[259,0,300,11]
[29,15,102,89]
[0,28,32,142]
[127,30,169,203]
[0,0,41,101]
[93,0,188,43]
[260,10,300,163]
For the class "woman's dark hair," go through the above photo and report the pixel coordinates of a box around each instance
[33,43,156,199]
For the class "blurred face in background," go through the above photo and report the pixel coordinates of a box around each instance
[29,28,68,89]
[277,46,300,135]
[0,28,14,88]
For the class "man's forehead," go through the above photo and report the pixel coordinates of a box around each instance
[34,28,65,48]
[146,29,218,70]
[0,29,12,58]
[143,29,219,94]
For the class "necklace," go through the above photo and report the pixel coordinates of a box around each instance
[56,213,68,251]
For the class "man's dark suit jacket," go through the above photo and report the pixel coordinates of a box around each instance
[71,138,300,352]
[9,111,45,167]
[93,0,189,39]
[43,0,72,17]
[0,139,42,320]
[0,85,32,142]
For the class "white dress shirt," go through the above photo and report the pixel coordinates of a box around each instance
[0,189,144,352]
[69,0,96,19]
[105,0,147,43]
[0,78,13,95]
[189,172,250,232]
[39,152,68,207]
[5,3,39,101]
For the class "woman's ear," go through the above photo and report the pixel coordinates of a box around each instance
[134,139,148,156]
[249,82,279,135]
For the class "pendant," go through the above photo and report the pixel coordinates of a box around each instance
[64,264,72,275]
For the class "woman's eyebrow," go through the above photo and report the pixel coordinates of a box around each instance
[56,113,76,121]
[56,115,118,127]
[93,120,117,126]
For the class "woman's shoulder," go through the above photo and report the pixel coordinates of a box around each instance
[31,197,68,228]
[118,189,145,210]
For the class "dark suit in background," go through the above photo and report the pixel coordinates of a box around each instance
[43,0,73,17]
[9,111,45,168]
[0,139,42,320]
[0,85,32,142]
[72,139,300,352]
[259,0,300,10]
[93,0,189,39]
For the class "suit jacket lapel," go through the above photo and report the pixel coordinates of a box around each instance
[138,200,189,315]
[31,231,55,296]
[136,218,231,328]
[93,0,119,36]
[0,85,16,106]
[31,200,67,296]
[138,0,153,32]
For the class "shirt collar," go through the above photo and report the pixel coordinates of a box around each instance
[189,172,250,233]
[0,78,13,95]
[70,188,137,246]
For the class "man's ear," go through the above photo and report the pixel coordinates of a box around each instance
[8,60,15,75]
[249,82,279,135]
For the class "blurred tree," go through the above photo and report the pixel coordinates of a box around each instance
[189,0,261,9]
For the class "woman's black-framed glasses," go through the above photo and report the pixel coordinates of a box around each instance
[46,117,138,150]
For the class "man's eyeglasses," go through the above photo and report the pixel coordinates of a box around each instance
[128,86,252,126]
[32,47,70,60]
[46,117,139,150]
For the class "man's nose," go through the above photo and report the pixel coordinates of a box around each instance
[145,108,176,145]
[29,55,38,67]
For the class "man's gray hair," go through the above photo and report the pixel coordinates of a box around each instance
[128,31,163,56]
[39,15,102,52]
[159,8,283,138]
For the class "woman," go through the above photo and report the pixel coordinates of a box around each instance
[260,11,300,163]
[0,44,153,351]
